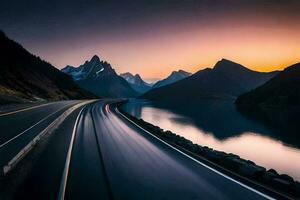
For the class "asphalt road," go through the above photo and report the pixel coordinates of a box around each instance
[0,100,82,172]
[62,100,274,200]
[10,104,88,200]
[0,100,277,200]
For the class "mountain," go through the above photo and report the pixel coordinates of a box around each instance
[61,56,138,98]
[141,59,278,103]
[236,62,300,108]
[0,30,95,104]
[152,70,191,88]
[120,72,151,93]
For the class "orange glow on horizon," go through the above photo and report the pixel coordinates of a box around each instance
[113,24,300,79]
[36,16,300,80]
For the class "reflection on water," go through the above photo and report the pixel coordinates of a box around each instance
[122,99,300,181]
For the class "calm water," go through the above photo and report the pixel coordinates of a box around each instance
[122,99,300,181]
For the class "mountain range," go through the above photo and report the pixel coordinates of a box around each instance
[141,59,278,103]
[120,70,191,94]
[62,56,138,98]
[120,72,151,93]
[236,62,300,108]
[3,29,293,107]
[152,70,191,88]
[0,30,95,104]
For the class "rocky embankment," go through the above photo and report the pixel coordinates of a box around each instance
[116,103,300,199]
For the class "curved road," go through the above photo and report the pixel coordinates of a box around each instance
[60,100,274,200]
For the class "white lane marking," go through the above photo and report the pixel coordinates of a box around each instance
[0,103,74,148]
[2,101,90,175]
[115,108,276,200]
[0,102,55,117]
[58,105,86,200]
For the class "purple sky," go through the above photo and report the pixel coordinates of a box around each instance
[1,0,300,80]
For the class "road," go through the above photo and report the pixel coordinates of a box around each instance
[0,100,276,199]
[62,101,273,200]
[0,100,82,174]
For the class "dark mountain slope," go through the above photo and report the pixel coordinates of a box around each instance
[141,59,278,103]
[236,62,300,108]
[0,30,95,104]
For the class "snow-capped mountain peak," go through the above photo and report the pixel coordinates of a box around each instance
[61,55,138,98]
[120,72,152,93]
[120,72,134,83]
[152,69,191,88]
[61,55,115,81]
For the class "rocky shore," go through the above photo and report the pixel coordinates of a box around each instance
[116,103,300,199]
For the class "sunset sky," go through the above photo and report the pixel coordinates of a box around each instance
[1,0,300,81]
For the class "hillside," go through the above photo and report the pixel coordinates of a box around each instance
[236,62,300,108]
[0,30,95,104]
[141,59,278,103]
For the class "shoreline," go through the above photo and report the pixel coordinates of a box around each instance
[116,102,300,200]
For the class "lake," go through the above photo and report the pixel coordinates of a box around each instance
[122,99,300,181]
